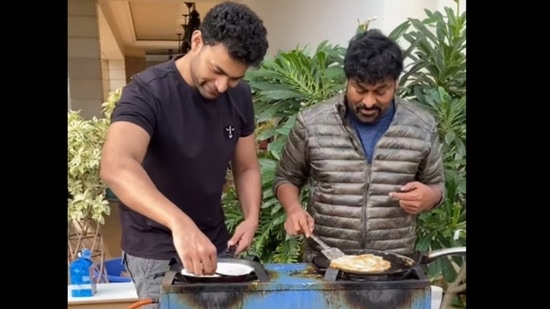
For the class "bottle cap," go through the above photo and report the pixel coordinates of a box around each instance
[81,248,92,258]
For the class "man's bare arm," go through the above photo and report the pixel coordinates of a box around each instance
[417,128,446,210]
[99,121,198,232]
[273,113,309,213]
[231,134,261,222]
[276,183,303,213]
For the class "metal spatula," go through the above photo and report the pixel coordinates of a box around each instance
[309,234,346,260]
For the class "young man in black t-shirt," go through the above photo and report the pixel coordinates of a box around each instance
[99,2,268,305]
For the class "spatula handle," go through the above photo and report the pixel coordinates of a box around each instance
[310,234,330,250]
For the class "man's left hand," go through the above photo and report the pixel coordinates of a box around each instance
[227,218,258,255]
[389,181,441,214]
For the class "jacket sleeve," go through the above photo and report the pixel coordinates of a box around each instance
[272,112,310,196]
[417,126,446,208]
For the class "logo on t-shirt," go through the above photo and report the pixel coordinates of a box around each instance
[225,125,235,139]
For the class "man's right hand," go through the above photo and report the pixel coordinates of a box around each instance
[171,225,217,276]
[284,206,315,237]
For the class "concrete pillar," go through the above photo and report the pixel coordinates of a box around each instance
[100,58,127,102]
[100,58,110,102]
[109,59,128,93]
[68,0,104,119]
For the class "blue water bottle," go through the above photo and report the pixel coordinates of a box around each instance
[69,248,97,297]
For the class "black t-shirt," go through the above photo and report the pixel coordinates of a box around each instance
[110,56,255,260]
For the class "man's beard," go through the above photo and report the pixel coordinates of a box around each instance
[350,102,382,124]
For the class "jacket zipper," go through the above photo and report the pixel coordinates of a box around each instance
[341,123,370,248]
[363,163,371,248]
[343,123,384,248]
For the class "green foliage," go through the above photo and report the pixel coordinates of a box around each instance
[387,5,467,286]
[67,112,110,224]
[384,4,467,305]
[250,42,347,160]
[67,89,122,224]
[393,7,467,100]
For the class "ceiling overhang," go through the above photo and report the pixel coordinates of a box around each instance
[98,0,241,55]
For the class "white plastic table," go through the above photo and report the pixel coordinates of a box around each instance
[68,282,138,309]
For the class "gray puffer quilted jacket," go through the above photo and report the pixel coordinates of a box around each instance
[273,94,445,261]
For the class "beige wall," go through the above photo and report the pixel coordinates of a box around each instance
[101,59,127,102]
[69,1,146,261]
[109,60,127,93]
[68,0,104,119]
[101,58,110,102]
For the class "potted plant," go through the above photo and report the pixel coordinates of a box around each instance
[67,89,122,270]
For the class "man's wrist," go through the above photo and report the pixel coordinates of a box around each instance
[283,201,303,214]
[429,185,444,209]
[168,212,197,233]
[243,212,260,224]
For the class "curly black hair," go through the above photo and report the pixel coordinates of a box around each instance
[199,1,268,67]
[343,29,403,85]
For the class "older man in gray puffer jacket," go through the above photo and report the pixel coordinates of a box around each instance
[273,29,446,262]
